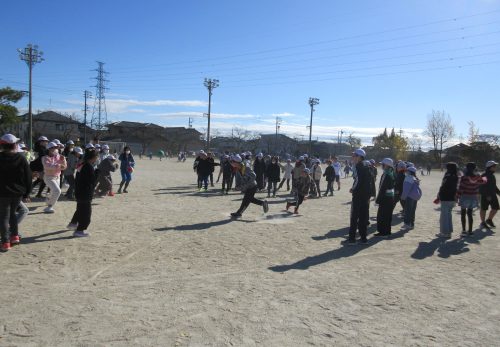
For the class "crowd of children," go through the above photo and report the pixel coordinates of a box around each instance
[0,133,135,251]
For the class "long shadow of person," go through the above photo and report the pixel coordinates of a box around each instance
[21,229,74,245]
[152,218,254,232]
[411,229,494,260]
[269,228,408,272]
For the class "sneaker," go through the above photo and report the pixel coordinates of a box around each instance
[346,240,357,246]
[294,208,299,215]
[480,222,490,230]
[117,190,122,194]
[230,212,242,218]
[468,231,474,236]
[1,242,11,252]
[123,190,129,193]
[435,233,451,239]
[73,230,90,238]
[461,231,468,237]
[67,223,78,230]
[10,235,20,245]
[285,202,292,211]
[108,192,115,197]
[486,219,496,228]
[374,232,389,238]
[359,239,368,245]
[401,224,411,230]
[44,206,55,214]
[263,200,269,213]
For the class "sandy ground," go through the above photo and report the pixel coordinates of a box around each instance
[0,158,499,347]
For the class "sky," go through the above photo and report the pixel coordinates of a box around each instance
[1,0,499,145]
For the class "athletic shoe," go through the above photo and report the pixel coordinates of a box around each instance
[294,208,299,214]
[346,240,357,246]
[263,200,269,213]
[108,192,115,197]
[373,232,390,238]
[230,212,242,218]
[401,224,412,230]
[468,231,474,236]
[359,239,368,245]
[1,243,11,252]
[435,233,451,239]
[44,206,55,214]
[67,223,78,230]
[285,202,292,211]
[486,219,496,228]
[480,222,490,230]
[73,231,90,237]
[123,190,129,193]
[461,231,468,237]
[10,235,20,245]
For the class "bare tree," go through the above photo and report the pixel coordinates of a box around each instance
[408,133,424,152]
[346,132,362,150]
[467,121,480,144]
[424,110,455,164]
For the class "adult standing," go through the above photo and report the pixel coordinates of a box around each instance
[118,146,135,194]
[265,156,281,198]
[253,153,266,191]
[479,160,499,229]
[374,158,395,237]
[348,149,371,245]
[0,134,32,251]
[436,162,459,238]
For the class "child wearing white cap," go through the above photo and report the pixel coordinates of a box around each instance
[230,155,269,218]
[42,142,67,213]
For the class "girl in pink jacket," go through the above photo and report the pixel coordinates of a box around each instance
[42,142,67,213]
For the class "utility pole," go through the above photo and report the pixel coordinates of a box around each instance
[275,116,282,154]
[17,44,44,150]
[188,117,193,129]
[307,97,320,154]
[203,78,219,151]
[83,91,92,144]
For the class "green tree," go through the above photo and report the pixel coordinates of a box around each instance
[372,127,409,159]
[345,133,362,150]
[0,87,25,132]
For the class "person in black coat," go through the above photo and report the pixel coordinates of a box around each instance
[253,154,266,190]
[348,149,371,245]
[480,160,499,229]
[374,158,396,237]
[394,162,406,212]
[436,162,459,238]
[0,134,32,251]
[265,156,281,198]
[323,160,335,197]
[196,152,213,191]
[68,150,99,237]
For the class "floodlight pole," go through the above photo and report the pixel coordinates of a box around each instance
[204,78,219,151]
[308,97,320,154]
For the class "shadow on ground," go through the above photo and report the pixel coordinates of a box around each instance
[411,229,494,259]
[21,230,74,244]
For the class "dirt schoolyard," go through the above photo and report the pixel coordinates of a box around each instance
[0,159,498,346]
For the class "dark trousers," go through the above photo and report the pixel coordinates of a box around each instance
[377,198,395,234]
[349,196,370,242]
[65,174,76,198]
[325,181,334,195]
[267,181,278,196]
[256,174,265,190]
[278,178,290,190]
[289,193,305,208]
[222,174,233,192]
[404,198,417,226]
[236,186,263,214]
[209,173,214,185]
[0,197,21,243]
[200,175,209,189]
[70,200,92,231]
[314,179,321,196]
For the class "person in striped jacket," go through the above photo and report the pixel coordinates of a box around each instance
[457,162,487,236]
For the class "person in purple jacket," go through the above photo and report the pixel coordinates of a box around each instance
[401,166,422,230]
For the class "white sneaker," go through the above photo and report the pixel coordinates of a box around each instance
[73,230,90,237]
[67,223,78,230]
[44,206,55,214]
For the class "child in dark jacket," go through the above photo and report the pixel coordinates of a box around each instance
[95,155,118,197]
[265,157,281,198]
[479,160,499,229]
[68,150,99,237]
[323,160,335,196]
[286,168,311,214]
[436,162,459,238]
[374,158,395,237]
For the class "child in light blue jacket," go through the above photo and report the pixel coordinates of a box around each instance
[401,166,422,230]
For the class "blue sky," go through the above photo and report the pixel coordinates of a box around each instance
[1,0,499,145]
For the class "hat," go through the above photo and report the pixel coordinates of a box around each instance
[230,154,242,163]
[407,166,417,173]
[406,162,415,168]
[52,139,61,145]
[85,143,95,149]
[244,151,252,156]
[47,142,58,149]
[223,154,229,159]
[74,147,83,154]
[303,154,309,158]
[486,160,498,168]
[397,161,407,169]
[369,159,376,165]
[353,148,366,157]
[107,154,116,161]
[198,150,205,155]
[257,153,263,158]
[95,144,101,148]
[102,144,109,150]
[380,158,394,167]
[303,168,311,174]
[19,142,28,149]
[0,134,20,144]
[37,136,49,142]
[298,156,305,161]
[66,140,75,145]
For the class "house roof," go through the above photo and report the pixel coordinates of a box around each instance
[21,111,81,123]
[109,121,164,129]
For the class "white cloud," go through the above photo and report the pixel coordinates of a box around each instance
[153,112,259,120]
[271,112,295,118]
